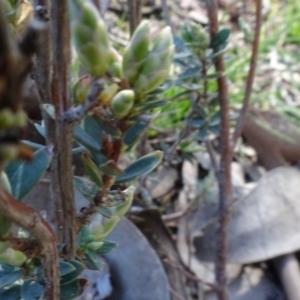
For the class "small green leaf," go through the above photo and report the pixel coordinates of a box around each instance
[210,111,221,126]
[87,241,103,252]
[123,121,149,147]
[0,268,23,288]
[42,104,55,119]
[74,125,101,152]
[21,280,44,300]
[100,216,119,239]
[95,118,122,138]
[21,141,43,150]
[96,206,112,218]
[209,124,220,136]
[209,28,230,49]
[115,151,163,183]
[34,124,46,138]
[83,250,103,270]
[73,176,98,202]
[82,153,103,188]
[178,66,201,80]
[0,284,21,300]
[77,225,90,250]
[198,127,209,141]
[95,240,118,255]
[71,146,85,154]
[114,186,135,218]
[5,145,53,200]
[59,261,76,277]
[60,261,85,286]
[90,151,108,166]
[83,115,102,144]
[60,279,82,300]
[99,160,123,176]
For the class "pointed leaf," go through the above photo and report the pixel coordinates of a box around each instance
[99,160,123,176]
[178,66,201,80]
[6,145,53,200]
[95,118,122,138]
[74,125,101,152]
[59,261,76,277]
[114,186,135,218]
[42,104,55,119]
[209,28,230,49]
[71,146,85,154]
[34,124,46,138]
[21,280,44,300]
[83,115,102,144]
[0,268,23,288]
[90,151,108,166]
[60,279,83,300]
[95,240,118,255]
[198,126,209,141]
[101,216,120,238]
[96,206,112,218]
[21,140,43,150]
[83,250,103,270]
[81,153,103,188]
[0,264,16,272]
[87,241,104,252]
[60,261,85,286]
[73,176,98,202]
[115,151,163,183]
[0,285,21,300]
[123,121,149,147]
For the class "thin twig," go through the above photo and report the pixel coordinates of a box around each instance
[33,1,52,107]
[165,94,200,158]
[164,259,218,290]
[201,58,219,176]
[51,0,76,259]
[169,287,185,300]
[62,78,105,123]
[205,1,232,300]
[160,0,174,32]
[0,190,59,300]
[231,0,262,147]
[205,139,219,175]
[127,0,142,36]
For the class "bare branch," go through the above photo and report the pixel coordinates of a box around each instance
[51,0,76,259]
[231,0,262,147]
[128,0,142,36]
[0,190,59,300]
[32,0,56,148]
[205,1,232,299]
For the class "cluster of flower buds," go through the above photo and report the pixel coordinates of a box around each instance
[180,21,209,59]
[70,3,174,118]
[122,21,174,97]
[70,0,111,77]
